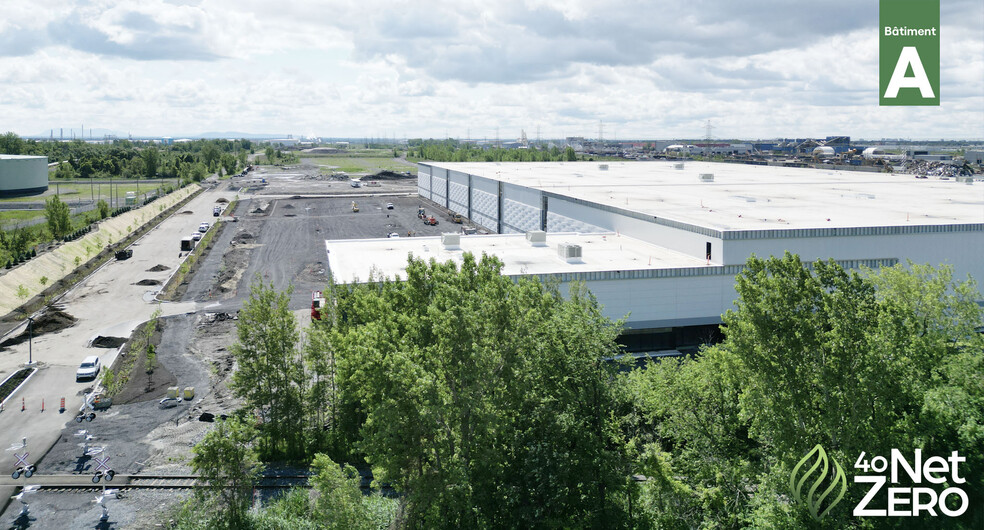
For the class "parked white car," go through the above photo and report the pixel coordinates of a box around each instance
[76,356,101,382]
[198,222,210,233]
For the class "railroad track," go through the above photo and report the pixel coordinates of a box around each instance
[1,474,310,492]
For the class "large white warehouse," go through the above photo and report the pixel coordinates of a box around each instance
[325,161,984,354]
[0,155,48,197]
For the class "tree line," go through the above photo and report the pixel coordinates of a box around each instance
[1,132,251,182]
[406,138,579,162]
[182,253,983,529]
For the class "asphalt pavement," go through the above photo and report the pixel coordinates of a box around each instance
[0,185,234,523]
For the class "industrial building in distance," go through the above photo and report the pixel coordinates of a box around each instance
[0,154,48,198]
[325,161,984,355]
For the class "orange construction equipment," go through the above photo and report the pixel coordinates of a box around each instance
[60,397,66,412]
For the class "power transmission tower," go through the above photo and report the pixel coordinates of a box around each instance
[704,120,713,156]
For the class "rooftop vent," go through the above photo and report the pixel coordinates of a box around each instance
[599,164,609,171]
[698,173,714,182]
[673,162,685,170]
[441,233,461,250]
[526,230,547,246]
[557,243,582,263]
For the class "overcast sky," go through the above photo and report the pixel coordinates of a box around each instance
[1,0,982,140]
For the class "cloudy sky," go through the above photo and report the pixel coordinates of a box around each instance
[1,0,982,140]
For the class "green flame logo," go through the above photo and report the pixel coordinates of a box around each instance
[789,444,848,521]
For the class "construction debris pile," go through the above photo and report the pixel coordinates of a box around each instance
[898,160,974,178]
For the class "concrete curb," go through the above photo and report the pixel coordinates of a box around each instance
[0,366,39,412]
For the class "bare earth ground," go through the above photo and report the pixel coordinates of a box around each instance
[0,165,443,528]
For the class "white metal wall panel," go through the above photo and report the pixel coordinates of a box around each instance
[501,183,542,233]
[417,165,432,200]
[503,199,540,233]
[548,196,718,261]
[724,230,984,292]
[449,182,469,214]
[572,275,738,328]
[448,170,470,213]
[431,167,448,207]
[471,189,498,231]
[546,210,606,233]
[470,175,499,232]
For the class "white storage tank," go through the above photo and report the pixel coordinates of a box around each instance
[0,155,48,198]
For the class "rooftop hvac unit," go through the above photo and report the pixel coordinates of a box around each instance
[599,164,609,170]
[526,230,547,246]
[673,162,685,170]
[557,243,582,262]
[441,233,461,250]
[699,173,714,182]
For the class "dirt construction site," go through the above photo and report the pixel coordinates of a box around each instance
[0,158,464,529]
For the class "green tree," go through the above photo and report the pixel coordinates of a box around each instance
[0,132,24,154]
[189,163,207,182]
[191,416,265,527]
[44,195,72,238]
[628,254,984,527]
[264,146,275,164]
[326,253,630,528]
[231,279,307,460]
[201,142,221,172]
[97,199,110,219]
[54,161,76,179]
[309,454,374,530]
[565,145,577,161]
[78,160,94,179]
[220,152,238,176]
[142,146,160,178]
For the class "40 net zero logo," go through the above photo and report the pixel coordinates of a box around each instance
[789,445,848,521]
[879,0,940,106]
[790,446,970,521]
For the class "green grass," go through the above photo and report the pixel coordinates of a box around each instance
[300,148,395,158]
[0,179,180,204]
[314,156,414,175]
[0,210,45,225]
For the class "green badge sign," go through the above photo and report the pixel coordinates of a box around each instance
[879,0,940,106]
[790,444,848,521]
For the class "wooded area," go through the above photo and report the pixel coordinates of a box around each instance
[177,253,983,529]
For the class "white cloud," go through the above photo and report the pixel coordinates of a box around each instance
[0,0,980,139]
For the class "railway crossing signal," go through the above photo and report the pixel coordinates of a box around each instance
[7,438,36,479]
[74,429,103,457]
[10,484,40,517]
[76,392,98,423]
[11,452,36,479]
[93,485,120,522]
[91,455,115,483]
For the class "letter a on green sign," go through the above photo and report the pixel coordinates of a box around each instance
[880,0,940,105]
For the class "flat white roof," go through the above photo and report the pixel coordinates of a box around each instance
[0,154,47,160]
[425,161,984,231]
[325,232,707,282]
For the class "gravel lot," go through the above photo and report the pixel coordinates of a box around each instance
[0,163,446,528]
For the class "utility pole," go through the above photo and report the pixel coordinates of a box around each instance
[704,120,713,157]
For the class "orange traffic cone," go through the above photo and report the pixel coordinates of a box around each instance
[41,398,45,412]
[21,397,25,411]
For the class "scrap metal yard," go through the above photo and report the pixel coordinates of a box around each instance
[0,159,460,528]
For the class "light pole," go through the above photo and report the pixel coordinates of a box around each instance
[27,316,34,366]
